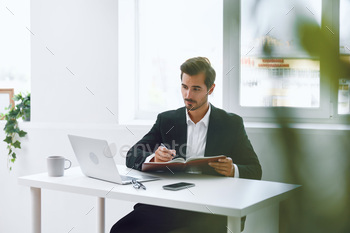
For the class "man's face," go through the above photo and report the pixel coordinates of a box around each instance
[181,72,214,111]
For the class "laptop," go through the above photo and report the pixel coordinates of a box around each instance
[68,134,160,184]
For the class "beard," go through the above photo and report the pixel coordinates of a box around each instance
[184,96,208,111]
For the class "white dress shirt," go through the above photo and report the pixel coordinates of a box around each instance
[185,104,211,159]
[145,104,239,177]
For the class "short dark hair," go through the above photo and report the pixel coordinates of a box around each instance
[180,57,216,90]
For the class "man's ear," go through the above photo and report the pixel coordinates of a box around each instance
[208,84,215,95]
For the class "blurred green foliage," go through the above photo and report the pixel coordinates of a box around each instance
[267,16,350,233]
[1,92,30,171]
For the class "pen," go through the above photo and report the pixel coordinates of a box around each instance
[161,143,175,157]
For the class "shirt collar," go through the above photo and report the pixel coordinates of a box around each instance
[186,104,211,127]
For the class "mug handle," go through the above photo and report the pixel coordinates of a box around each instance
[64,159,72,170]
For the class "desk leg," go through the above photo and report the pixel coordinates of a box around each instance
[97,197,105,233]
[227,216,240,233]
[30,187,41,233]
[232,204,279,233]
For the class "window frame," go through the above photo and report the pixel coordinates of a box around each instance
[223,0,350,123]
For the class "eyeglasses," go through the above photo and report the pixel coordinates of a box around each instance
[132,179,146,190]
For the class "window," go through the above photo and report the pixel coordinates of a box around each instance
[224,0,330,120]
[224,0,349,121]
[118,0,223,123]
[119,0,348,123]
[240,0,321,109]
[338,0,350,115]
[0,1,31,97]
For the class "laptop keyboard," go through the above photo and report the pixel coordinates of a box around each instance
[120,175,139,181]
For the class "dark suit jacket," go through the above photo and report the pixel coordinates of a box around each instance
[126,104,262,180]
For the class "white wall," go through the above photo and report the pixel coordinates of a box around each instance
[1,0,122,232]
[31,0,118,124]
[0,0,349,233]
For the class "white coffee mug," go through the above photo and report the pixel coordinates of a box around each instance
[47,156,72,177]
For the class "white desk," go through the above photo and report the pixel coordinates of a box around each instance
[18,166,300,233]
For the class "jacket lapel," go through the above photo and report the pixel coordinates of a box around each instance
[172,107,187,159]
[204,104,219,157]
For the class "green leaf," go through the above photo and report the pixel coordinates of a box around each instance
[24,108,30,117]
[8,109,20,118]
[18,130,27,137]
[13,141,21,149]
[4,125,17,134]
[5,117,16,125]
[11,152,16,159]
[8,149,12,155]
[13,93,22,101]
[3,136,12,144]
[10,158,16,163]
[17,102,24,109]
[25,99,31,106]
[4,122,16,130]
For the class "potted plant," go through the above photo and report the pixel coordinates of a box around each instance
[1,92,30,170]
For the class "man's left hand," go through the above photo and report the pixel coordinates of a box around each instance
[208,157,234,177]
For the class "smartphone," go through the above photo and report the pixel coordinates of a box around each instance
[162,182,195,191]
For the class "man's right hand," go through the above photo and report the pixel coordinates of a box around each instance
[154,146,176,162]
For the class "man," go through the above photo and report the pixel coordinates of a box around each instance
[111,57,262,233]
